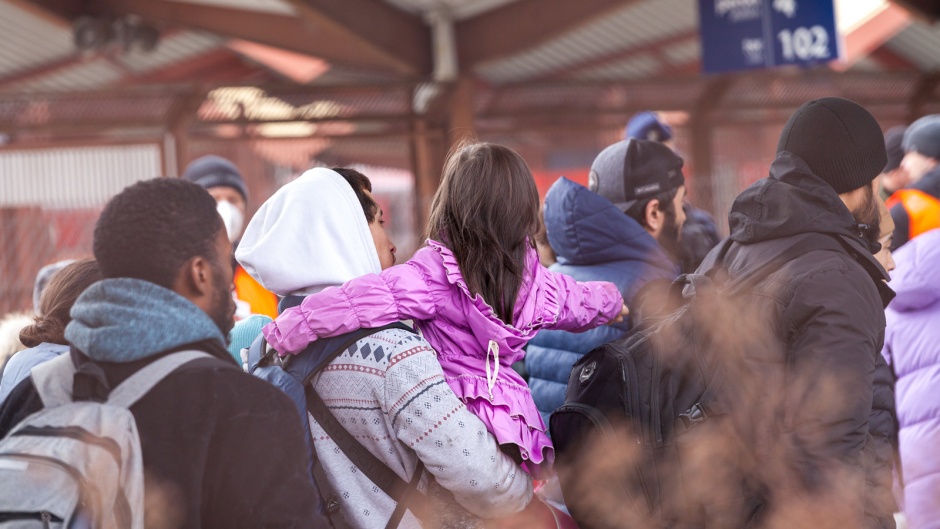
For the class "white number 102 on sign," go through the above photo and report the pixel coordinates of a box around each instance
[777,25,830,62]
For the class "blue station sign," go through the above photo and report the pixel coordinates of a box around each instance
[699,0,840,74]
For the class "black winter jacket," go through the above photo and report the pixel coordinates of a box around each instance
[697,152,897,529]
[0,340,329,529]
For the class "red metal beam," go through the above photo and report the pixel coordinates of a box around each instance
[14,0,84,21]
[893,0,940,22]
[6,0,71,27]
[287,0,431,75]
[93,0,420,75]
[455,0,636,68]
[226,40,330,84]
[660,59,702,77]
[869,46,918,71]
[121,48,270,86]
[838,2,911,70]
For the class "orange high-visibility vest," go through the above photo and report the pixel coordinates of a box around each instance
[887,189,940,242]
[234,264,279,319]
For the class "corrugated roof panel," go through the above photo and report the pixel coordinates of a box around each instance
[0,1,73,78]
[119,31,224,73]
[11,60,125,92]
[850,56,884,72]
[575,55,662,81]
[483,80,705,117]
[662,38,701,66]
[167,0,296,15]
[885,21,940,70]
[475,0,696,83]
[0,144,162,208]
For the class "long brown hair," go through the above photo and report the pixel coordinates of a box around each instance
[19,258,101,347]
[425,141,540,324]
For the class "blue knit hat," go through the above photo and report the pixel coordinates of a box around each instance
[625,111,673,143]
[227,314,272,365]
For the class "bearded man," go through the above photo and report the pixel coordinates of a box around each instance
[527,139,686,423]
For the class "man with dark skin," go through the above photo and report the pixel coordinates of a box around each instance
[0,177,327,528]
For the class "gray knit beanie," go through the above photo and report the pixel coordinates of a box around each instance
[182,155,249,203]
[902,114,940,160]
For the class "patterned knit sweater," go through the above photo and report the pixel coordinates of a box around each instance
[310,326,533,529]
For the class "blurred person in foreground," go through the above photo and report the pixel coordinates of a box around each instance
[183,155,278,319]
[0,258,101,404]
[880,126,909,200]
[626,110,721,273]
[527,139,686,424]
[0,177,326,528]
[690,97,897,527]
[888,115,940,250]
[882,228,940,529]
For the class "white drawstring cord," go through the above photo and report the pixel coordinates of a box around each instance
[486,340,500,402]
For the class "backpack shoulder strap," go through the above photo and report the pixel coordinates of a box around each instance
[304,323,428,523]
[31,354,78,408]
[288,321,414,386]
[106,350,213,408]
[675,234,850,434]
[718,234,846,295]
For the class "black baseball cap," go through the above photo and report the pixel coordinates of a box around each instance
[589,139,685,212]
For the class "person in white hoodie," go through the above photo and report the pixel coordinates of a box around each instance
[235,167,533,529]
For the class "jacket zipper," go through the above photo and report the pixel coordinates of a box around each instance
[621,337,650,446]
[620,351,655,512]
[649,335,663,447]
[0,511,63,526]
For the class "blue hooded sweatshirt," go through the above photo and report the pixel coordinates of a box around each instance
[527,177,679,423]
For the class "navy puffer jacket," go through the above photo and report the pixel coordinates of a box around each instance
[526,177,679,423]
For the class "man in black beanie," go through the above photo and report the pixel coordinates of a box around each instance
[686,98,897,528]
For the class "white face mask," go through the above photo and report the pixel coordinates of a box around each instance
[217,200,244,243]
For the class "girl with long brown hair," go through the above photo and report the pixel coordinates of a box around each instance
[263,141,626,478]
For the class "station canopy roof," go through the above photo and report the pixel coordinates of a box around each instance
[2,0,939,167]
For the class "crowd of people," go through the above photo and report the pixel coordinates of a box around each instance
[0,97,937,529]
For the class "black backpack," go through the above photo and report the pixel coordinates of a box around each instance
[549,236,846,529]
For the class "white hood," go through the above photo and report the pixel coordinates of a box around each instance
[235,167,381,296]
